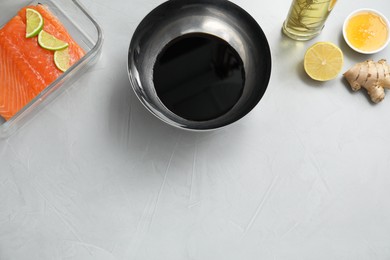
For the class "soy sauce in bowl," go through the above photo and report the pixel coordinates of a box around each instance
[153,33,245,121]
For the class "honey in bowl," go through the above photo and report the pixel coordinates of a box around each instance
[343,9,390,54]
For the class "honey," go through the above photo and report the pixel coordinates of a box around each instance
[345,11,389,52]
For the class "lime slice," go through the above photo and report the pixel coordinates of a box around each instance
[38,30,69,51]
[26,8,44,38]
[304,42,344,81]
[54,48,71,72]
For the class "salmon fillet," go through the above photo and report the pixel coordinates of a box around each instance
[0,5,85,121]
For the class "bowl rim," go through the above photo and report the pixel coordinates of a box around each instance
[342,8,390,54]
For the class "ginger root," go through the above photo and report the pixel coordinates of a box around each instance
[344,59,390,103]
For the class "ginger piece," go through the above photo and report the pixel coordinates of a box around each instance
[344,59,390,103]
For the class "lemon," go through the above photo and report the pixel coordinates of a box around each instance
[38,30,69,51]
[54,48,70,72]
[304,42,344,81]
[26,8,44,38]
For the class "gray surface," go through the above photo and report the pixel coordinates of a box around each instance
[1,0,390,259]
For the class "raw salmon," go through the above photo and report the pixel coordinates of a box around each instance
[0,5,85,120]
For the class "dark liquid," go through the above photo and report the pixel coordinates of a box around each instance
[153,33,245,121]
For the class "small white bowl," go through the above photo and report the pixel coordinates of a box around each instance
[343,8,390,54]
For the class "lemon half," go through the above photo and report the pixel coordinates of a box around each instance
[304,42,344,81]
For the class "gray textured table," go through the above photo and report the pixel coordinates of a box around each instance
[1,0,390,259]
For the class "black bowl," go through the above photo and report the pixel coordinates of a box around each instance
[128,0,271,130]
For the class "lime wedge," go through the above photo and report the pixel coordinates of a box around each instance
[38,30,69,51]
[26,8,44,38]
[54,48,71,72]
